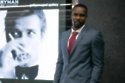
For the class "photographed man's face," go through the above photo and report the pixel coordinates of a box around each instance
[72,7,87,30]
[7,14,42,66]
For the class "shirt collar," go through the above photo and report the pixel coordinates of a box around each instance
[71,24,85,33]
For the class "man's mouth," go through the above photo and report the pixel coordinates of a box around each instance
[73,21,83,28]
[16,52,31,63]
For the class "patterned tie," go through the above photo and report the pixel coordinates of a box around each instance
[68,32,78,54]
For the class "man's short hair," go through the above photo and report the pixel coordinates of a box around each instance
[72,3,88,16]
[5,9,46,33]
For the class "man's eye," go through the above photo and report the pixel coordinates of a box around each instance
[80,14,86,17]
[12,31,21,38]
[74,13,78,16]
[27,30,35,37]
[73,13,86,17]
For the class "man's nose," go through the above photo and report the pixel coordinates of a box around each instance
[76,16,81,21]
[19,34,28,46]
[76,15,80,18]
[20,32,29,39]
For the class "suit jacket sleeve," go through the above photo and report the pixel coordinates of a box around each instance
[90,32,104,83]
[53,35,64,83]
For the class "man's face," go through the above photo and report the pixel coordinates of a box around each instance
[72,7,87,30]
[7,14,42,66]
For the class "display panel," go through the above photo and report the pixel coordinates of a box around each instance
[0,0,72,83]
[0,7,59,80]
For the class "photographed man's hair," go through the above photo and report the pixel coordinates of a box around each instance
[72,3,88,16]
[5,8,46,42]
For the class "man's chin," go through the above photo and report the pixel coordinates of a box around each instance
[73,22,84,29]
[73,25,83,30]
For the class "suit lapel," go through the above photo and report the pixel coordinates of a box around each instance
[62,30,71,58]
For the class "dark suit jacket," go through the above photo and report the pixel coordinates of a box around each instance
[54,25,104,83]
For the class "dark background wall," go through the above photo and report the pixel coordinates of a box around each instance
[78,0,125,83]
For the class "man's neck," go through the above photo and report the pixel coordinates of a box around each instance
[72,24,85,33]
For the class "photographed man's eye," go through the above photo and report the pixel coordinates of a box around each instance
[12,31,22,38]
[27,30,35,37]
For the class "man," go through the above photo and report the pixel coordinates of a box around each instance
[54,4,104,83]
[0,9,46,79]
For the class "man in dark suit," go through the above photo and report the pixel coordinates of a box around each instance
[54,3,104,83]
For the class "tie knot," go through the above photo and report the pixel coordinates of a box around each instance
[72,32,78,36]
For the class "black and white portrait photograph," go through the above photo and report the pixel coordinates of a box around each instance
[0,8,59,80]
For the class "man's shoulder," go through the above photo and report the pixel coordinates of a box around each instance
[85,25,101,34]
[62,29,70,34]
[83,25,103,39]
